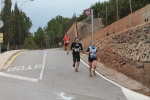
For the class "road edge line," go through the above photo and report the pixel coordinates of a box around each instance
[80,59,150,100]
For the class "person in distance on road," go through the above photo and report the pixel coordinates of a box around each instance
[63,34,70,54]
[70,37,83,72]
[86,41,98,77]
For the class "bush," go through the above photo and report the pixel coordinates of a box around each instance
[23,37,38,50]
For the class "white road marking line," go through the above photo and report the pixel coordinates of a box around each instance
[7,64,42,72]
[57,92,74,100]
[25,65,32,70]
[0,72,38,82]
[7,66,17,72]
[16,66,25,71]
[39,50,46,80]
[80,59,150,100]
[34,64,42,69]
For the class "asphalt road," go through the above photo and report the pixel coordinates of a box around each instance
[0,49,145,100]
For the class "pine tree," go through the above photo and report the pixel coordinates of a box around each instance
[1,0,13,50]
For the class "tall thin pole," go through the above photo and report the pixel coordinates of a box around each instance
[91,9,94,41]
[106,6,108,26]
[116,0,118,20]
[98,12,100,29]
[129,0,132,13]
[75,13,78,37]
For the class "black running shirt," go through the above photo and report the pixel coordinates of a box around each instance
[70,42,83,55]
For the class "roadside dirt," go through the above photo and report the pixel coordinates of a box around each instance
[80,53,150,97]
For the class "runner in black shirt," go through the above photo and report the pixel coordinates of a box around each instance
[70,37,83,72]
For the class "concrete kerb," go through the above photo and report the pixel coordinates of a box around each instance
[0,49,28,70]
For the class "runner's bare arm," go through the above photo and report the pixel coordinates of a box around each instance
[86,48,91,54]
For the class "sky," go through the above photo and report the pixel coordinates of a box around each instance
[10,0,106,33]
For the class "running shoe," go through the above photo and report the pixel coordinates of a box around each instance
[93,70,96,75]
[73,63,75,67]
[90,73,92,77]
[75,68,78,72]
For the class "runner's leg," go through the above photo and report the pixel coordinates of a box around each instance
[89,62,92,73]
[64,45,67,51]
[93,60,97,70]
[75,62,79,72]
[93,60,97,75]
[73,55,76,67]
[66,44,69,54]
[88,58,93,73]
[75,55,80,72]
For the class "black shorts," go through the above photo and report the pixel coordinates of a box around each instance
[88,57,97,62]
[73,54,80,62]
[65,44,69,46]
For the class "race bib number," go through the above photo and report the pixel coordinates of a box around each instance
[66,40,69,43]
[90,53,96,58]
[74,48,79,52]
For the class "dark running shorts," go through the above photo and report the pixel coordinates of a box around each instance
[65,44,69,46]
[88,57,97,62]
[73,54,80,62]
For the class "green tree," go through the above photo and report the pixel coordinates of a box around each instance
[19,11,32,48]
[77,0,150,27]
[13,3,32,49]
[118,0,130,18]
[132,0,150,12]
[23,36,38,49]
[45,15,70,48]
[12,3,21,49]
[76,13,86,22]
[1,0,13,50]
[33,27,45,49]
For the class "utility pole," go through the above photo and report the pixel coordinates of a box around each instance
[106,6,108,26]
[129,0,132,13]
[116,0,119,21]
[84,9,94,41]
[75,13,78,37]
[105,0,108,26]
[91,9,94,41]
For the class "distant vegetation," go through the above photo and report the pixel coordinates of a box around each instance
[77,0,150,26]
